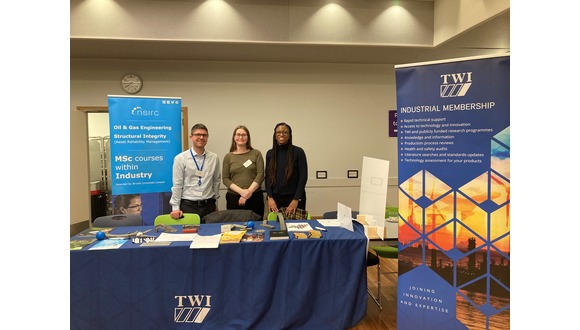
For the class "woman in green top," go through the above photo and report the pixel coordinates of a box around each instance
[222,125,266,219]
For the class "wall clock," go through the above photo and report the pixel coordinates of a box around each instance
[121,73,143,94]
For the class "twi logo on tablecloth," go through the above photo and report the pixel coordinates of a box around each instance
[440,72,472,98]
[174,295,212,323]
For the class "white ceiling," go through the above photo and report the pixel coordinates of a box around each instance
[70,11,509,66]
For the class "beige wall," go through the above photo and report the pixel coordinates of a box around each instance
[434,0,510,45]
[71,0,434,46]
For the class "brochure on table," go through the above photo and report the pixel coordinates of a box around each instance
[286,223,313,232]
[156,232,198,242]
[190,234,221,249]
[89,239,128,250]
[337,202,354,232]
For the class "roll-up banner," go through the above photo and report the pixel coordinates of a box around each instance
[108,95,182,225]
[395,54,510,329]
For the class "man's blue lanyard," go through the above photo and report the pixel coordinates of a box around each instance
[190,149,206,186]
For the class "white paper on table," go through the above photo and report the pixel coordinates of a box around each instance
[286,222,313,232]
[156,232,198,242]
[317,220,341,227]
[190,234,221,249]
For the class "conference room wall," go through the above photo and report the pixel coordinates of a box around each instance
[71,58,398,226]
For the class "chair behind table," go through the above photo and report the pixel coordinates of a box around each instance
[322,210,359,219]
[154,213,200,226]
[367,245,398,310]
[203,209,261,223]
[94,214,143,227]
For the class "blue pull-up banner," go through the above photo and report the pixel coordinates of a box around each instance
[395,55,510,329]
[108,95,182,225]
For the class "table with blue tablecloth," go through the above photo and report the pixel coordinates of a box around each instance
[70,220,368,330]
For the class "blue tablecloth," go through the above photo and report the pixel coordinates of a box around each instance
[70,221,368,329]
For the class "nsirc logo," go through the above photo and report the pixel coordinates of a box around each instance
[131,106,160,116]
[440,72,472,98]
[174,295,212,323]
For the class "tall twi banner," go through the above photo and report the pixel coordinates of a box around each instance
[108,95,182,225]
[395,55,510,329]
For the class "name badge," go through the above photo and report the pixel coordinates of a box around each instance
[192,190,202,197]
[243,159,253,168]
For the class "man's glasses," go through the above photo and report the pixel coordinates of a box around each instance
[275,131,289,136]
[127,203,143,210]
[192,133,209,138]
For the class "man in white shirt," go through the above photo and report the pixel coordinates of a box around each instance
[169,123,221,222]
